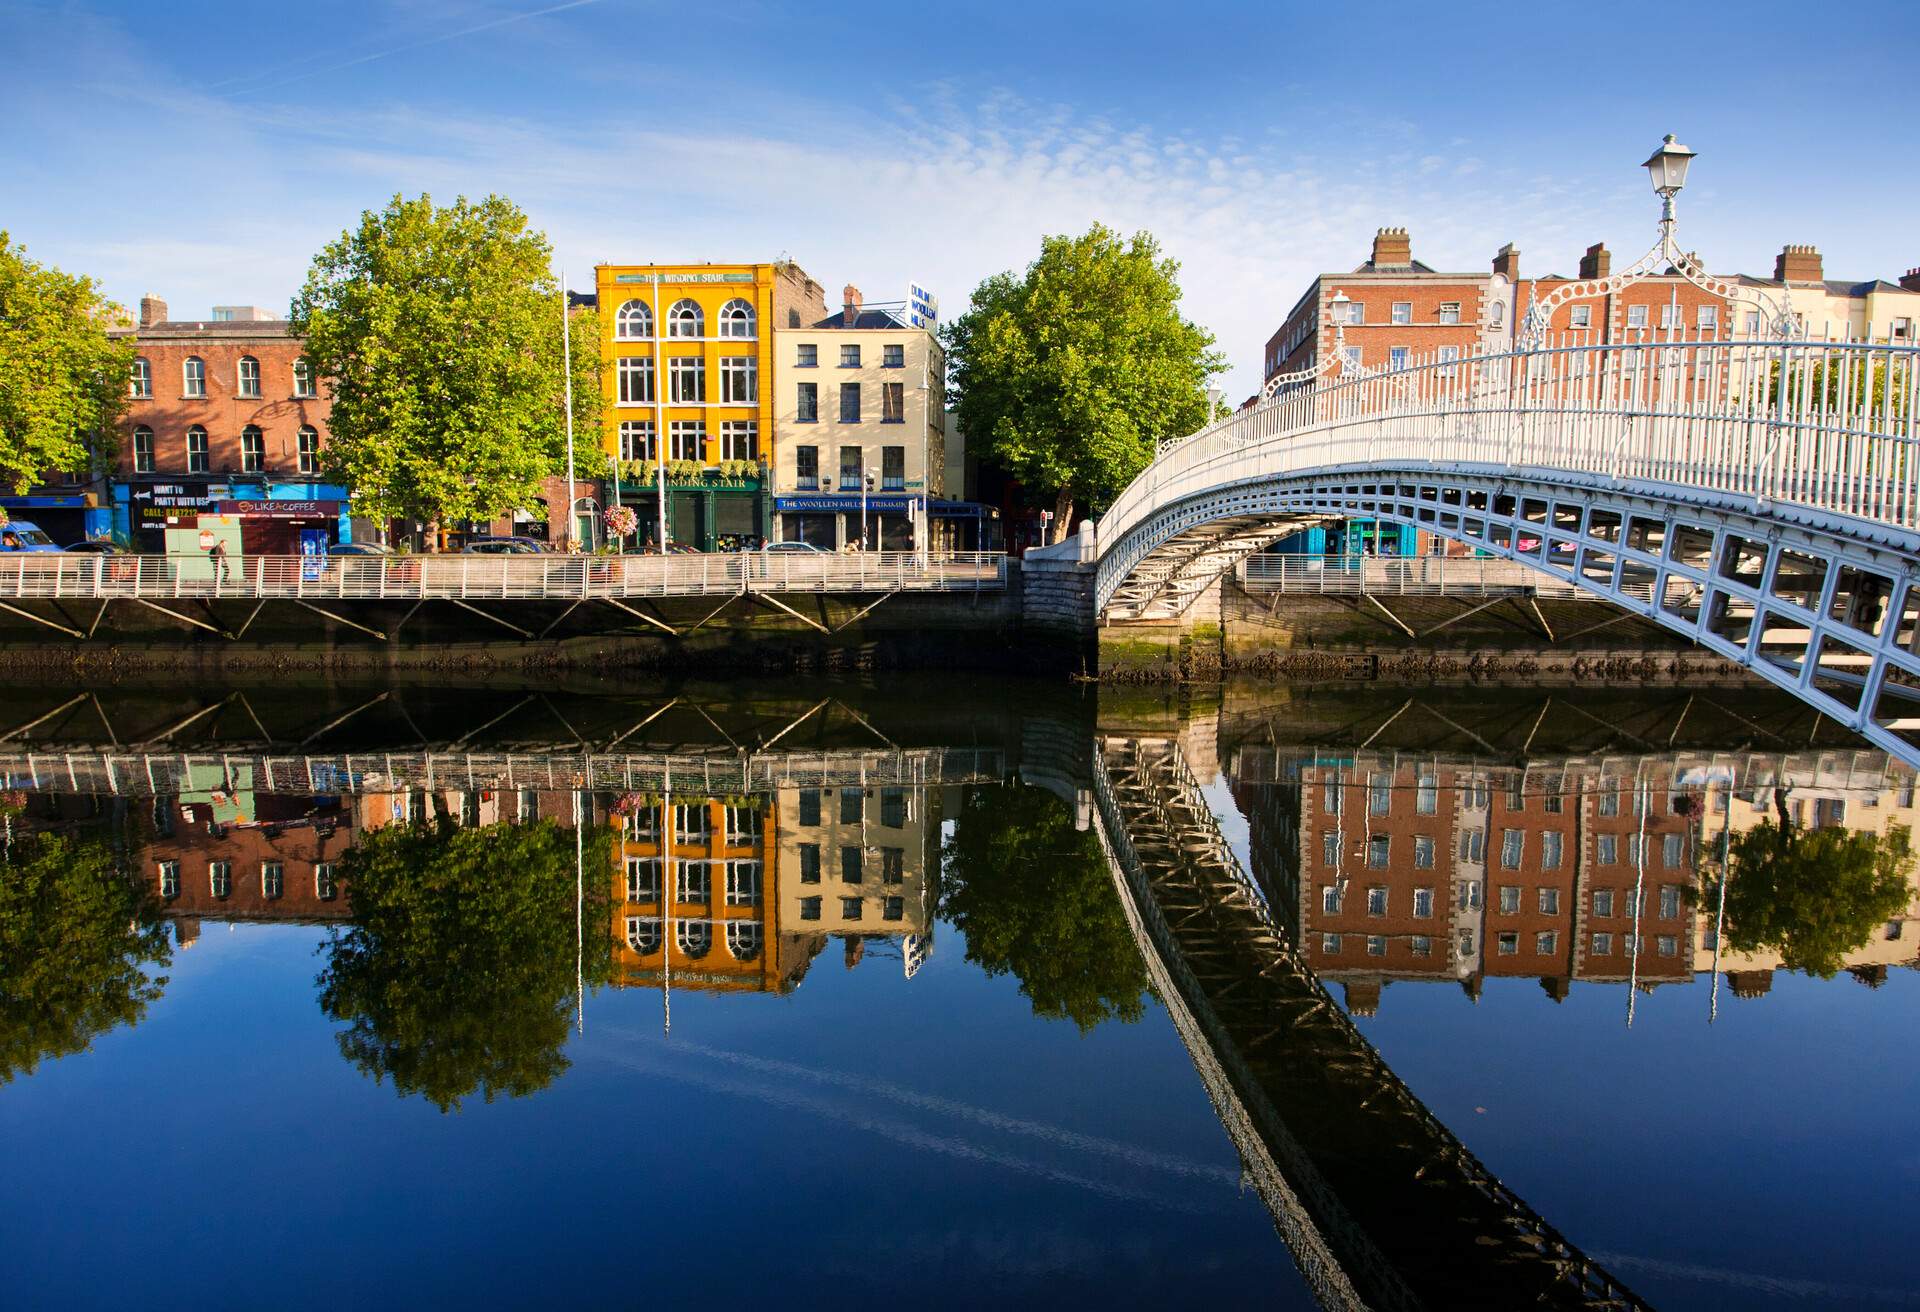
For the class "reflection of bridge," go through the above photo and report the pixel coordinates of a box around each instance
[1068,334,1920,765]
[1090,733,1649,1310]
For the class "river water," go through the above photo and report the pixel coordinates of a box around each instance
[1,676,1915,1310]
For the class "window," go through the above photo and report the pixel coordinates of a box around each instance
[1341,300,1365,325]
[725,862,761,906]
[1367,935,1387,957]
[717,297,755,338]
[1458,930,1475,956]
[315,863,337,901]
[839,382,861,423]
[1369,773,1392,815]
[668,421,704,462]
[839,787,864,824]
[1656,935,1678,957]
[626,857,661,902]
[186,426,209,473]
[1342,345,1363,371]
[798,788,821,826]
[726,921,762,960]
[1662,833,1684,867]
[796,343,818,367]
[158,861,179,899]
[676,860,710,904]
[675,803,711,840]
[515,788,537,822]
[1366,835,1389,868]
[297,425,319,474]
[1413,835,1435,868]
[1659,884,1682,919]
[883,896,905,922]
[882,343,904,368]
[1413,886,1434,918]
[881,847,904,884]
[1490,300,1505,327]
[1323,776,1342,814]
[881,382,904,424]
[1499,885,1521,914]
[130,357,152,398]
[1536,930,1557,955]
[241,426,264,472]
[676,920,711,958]
[1626,833,1645,867]
[262,861,283,899]
[1540,831,1563,870]
[1569,305,1593,329]
[1437,344,1460,376]
[1538,888,1560,915]
[617,356,655,404]
[1321,832,1340,867]
[1660,304,1680,329]
[719,355,757,403]
[1627,305,1649,329]
[1322,933,1342,954]
[1459,829,1485,863]
[1322,884,1343,914]
[1415,773,1437,814]
[794,444,819,490]
[880,788,906,827]
[719,420,757,462]
[209,861,231,899]
[1542,792,1563,815]
[839,446,863,490]
[1391,301,1412,325]
[1500,828,1522,869]
[1438,301,1461,325]
[237,356,261,398]
[1366,885,1388,916]
[1598,786,1619,817]
[1891,317,1913,341]
[798,843,821,883]
[619,420,655,462]
[1593,889,1615,917]
[668,355,706,403]
[1389,346,1410,371]
[881,446,905,491]
[1411,935,1432,956]
[800,896,822,921]
[183,356,206,397]
[839,343,861,367]
[1506,775,1525,811]
[1592,932,1613,955]
[1745,310,1762,334]
[795,381,819,423]
[839,844,864,884]
[667,298,703,337]
[133,427,154,473]
[1497,931,1518,955]
[841,896,864,921]
[1697,305,1719,331]
[615,299,653,339]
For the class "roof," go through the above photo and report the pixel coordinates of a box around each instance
[813,304,915,329]
[1349,258,1439,274]
[111,319,298,340]
[1733,274,1912,299]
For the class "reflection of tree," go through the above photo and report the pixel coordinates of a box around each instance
[941,785,1149,1031]
[318,816,614,1111]
[0,829,171,1082]
[1712,811,1913,979]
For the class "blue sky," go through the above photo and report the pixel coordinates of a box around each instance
[4,0,1916,396]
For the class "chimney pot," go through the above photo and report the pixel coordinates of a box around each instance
[842,283,863,323]
[1370,227,1412,269]
[1775,244,1823,284]
[1492,243,1521,280]
[1901,267,1920,293]
[139,294,167,328]
[1578,243,1611,280]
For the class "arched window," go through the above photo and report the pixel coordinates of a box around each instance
[185,424,208,472]
[626,916,662,955]
[297,425,319,474]
[726,921,762,961]
[666,298,703,338]
[129,357,151,399]
[182,356,206,398]
[676,919,712,959]
[236,355,261,398]
[717,298,756,339]
[131,425,154,473]
[615,299,653,339]
[1489,300,1506,328]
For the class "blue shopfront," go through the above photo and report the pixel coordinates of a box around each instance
[774,493,919,550]
[116,480,353,552]
[0,494,113,547]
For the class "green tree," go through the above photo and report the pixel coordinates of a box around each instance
[943,224,1224,541]
[0,233,135,492]
[1711,809,1913,978]
[317,813,615,1111]
[290,194,599,538]
[0,827,172,1082]
[941,784,1150,1030]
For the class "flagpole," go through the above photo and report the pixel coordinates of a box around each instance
[561,267,577,552]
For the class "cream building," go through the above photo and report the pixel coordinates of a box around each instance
[1730,245,1920,343]
[770,285,945,550]
[772,780,937,971]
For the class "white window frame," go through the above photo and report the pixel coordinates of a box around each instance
[667,298,703,337]
[130,357,152,398]
[617,355,655,405]
[237,355,261,398]
[183,356,206,397]
[186,426,209,473]
[133,426,154,473]
[241,426,265,473]
[1569,305,1593,329]
[1438,301,1461,325]
[724,860,761,907]
[718,355,757,404]
[718,420,757,462]
[209,860,231,898]
[315,862,337,901]
[1390,301,1412,325]
[676,859,710,905]
[615,299,654,340]
[675,919,712,957]
[1412,886,1433,918]
[158,860,179,898]
[619,420,656,462]
[668,420,704,463]
[297,426,319,474]
[261,861,283,899]
[726,920,762,960]
[293,358,315,397]
[668,355,705,403]
[717,298,756,339]
[1627,305,1650,329]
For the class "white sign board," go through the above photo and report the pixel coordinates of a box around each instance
[909,283,939,329]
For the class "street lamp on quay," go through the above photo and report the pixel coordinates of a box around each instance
[1517,133,1798,348]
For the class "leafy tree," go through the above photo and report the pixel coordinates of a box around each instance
[290,194,599,538]
[317,813,615,1111]
[0,827,172,1082]
[943,224,1223,541]
[0,232,135,492]
[1710,808,1913,978]
[941,784,1150,1030]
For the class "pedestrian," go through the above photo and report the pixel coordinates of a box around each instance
[209,536,229,586]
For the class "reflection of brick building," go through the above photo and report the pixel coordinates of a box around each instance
[139,794,353,938]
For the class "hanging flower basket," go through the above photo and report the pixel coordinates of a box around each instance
[604,505,638,537]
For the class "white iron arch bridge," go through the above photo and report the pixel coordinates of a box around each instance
[1085,332,1920,767]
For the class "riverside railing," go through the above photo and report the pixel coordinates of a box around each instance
[1238,553,1654,601]
[1101,333,1920,557]
[0,550,1007,601]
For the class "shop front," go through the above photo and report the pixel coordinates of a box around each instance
[615,475,767,552]
[118,480,351,552]
[0,494,110,546]
[774,493,921,550]
[928,500,1000,552]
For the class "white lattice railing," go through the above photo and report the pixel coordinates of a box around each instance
[1238,553,1657,601]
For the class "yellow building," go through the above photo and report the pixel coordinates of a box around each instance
[594,261,825,551]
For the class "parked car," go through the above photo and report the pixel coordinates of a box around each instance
[329,542,390,556]
[462,536,548,554]
[760,540,827,554]
[0,521,63,552]
[61,540,124,554]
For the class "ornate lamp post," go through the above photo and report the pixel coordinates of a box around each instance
[1518,134,1797,348]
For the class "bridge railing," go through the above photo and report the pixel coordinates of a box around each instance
[1238,553,1659,600]
[1106,333,1920,553]
[0,550,1008,601]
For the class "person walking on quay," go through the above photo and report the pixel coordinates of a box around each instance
[210,536,229,587]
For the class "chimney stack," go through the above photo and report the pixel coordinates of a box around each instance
[1578,243,1611,280]
[1370,227,1411,268]
[1775,244,1823,284]
[1492,243,1521,280]
[842,283,863,323]
[1899,267,1920,293]
[139,294,167,327]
